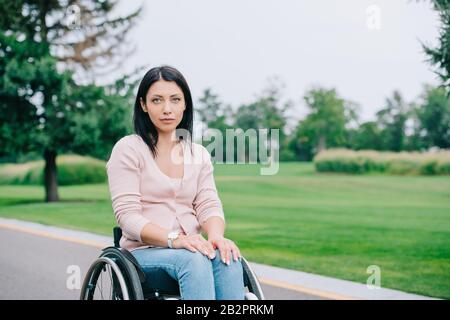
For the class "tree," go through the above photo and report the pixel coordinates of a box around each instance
[421,0,450,92]
[0,0,141,82]
[197,88,233,131]
[414,85,450,149]
[350,121,383,151]
[0,0,140,202]
[196,88,233,162]
[233,77,291,162]
[290,87,355,160]
[0,33,135,201]
[376,91,410,152]
[288,120,315,161]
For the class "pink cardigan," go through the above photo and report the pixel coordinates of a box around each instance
[106,134,225,250]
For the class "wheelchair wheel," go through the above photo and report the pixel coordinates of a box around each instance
[80,247,144,300]
[241,257,265,300]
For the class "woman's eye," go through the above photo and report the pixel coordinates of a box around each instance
[152,98,161,103]
[172,98,181,103]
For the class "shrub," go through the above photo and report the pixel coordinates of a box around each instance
[436,160,450,175]
[313,149,450,175]
[0,154,107,185]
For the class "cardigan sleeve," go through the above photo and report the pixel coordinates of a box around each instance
[106,137,150,243]
[193,146,225,226]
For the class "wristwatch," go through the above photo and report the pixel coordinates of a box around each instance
[167,231,180,249]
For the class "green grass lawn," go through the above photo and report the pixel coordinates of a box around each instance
[0,162,449,299]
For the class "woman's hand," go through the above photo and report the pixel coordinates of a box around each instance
[172,234,216,259]
[208,236,241,265]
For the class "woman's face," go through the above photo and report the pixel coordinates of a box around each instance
[140,79,186,135]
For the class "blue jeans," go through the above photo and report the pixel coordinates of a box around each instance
[131,247,245,300]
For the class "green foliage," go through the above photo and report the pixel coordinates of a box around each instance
[0,0,141,76]
[57,163,106,186]
[288,87,357,161]
[0,0,140,201]
[0,32,69,157]
[289,85,449,161]
[387,159,420,175]
[375,91,410,152]
[314,149,450,175]
[349,122,383,151]
[421,0,450,91]
[279,148,297,162]
[66,83,134,160]
[414,85,450,149]
[437,159,450,173]
[0,31,134,159]
[419,159,439,175]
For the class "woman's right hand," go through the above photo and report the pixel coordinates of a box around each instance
[172,234,216,259]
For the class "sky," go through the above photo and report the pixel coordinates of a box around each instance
[105,0,441,130]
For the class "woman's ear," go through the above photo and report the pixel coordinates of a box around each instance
[140,97,147,112]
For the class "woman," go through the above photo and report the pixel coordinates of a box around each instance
[106,65,244,300]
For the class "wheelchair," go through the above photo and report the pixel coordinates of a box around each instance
[80,227,265,300]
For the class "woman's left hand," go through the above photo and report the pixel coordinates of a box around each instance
[208,236,241,265]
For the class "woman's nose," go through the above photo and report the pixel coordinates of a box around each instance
[162,102,172,113]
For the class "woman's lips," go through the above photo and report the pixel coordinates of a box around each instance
[160,118,175,123]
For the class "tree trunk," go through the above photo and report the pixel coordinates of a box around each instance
[317,135,327,153]
[44,149,59,202]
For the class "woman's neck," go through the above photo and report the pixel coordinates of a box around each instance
[157,131,179,152]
